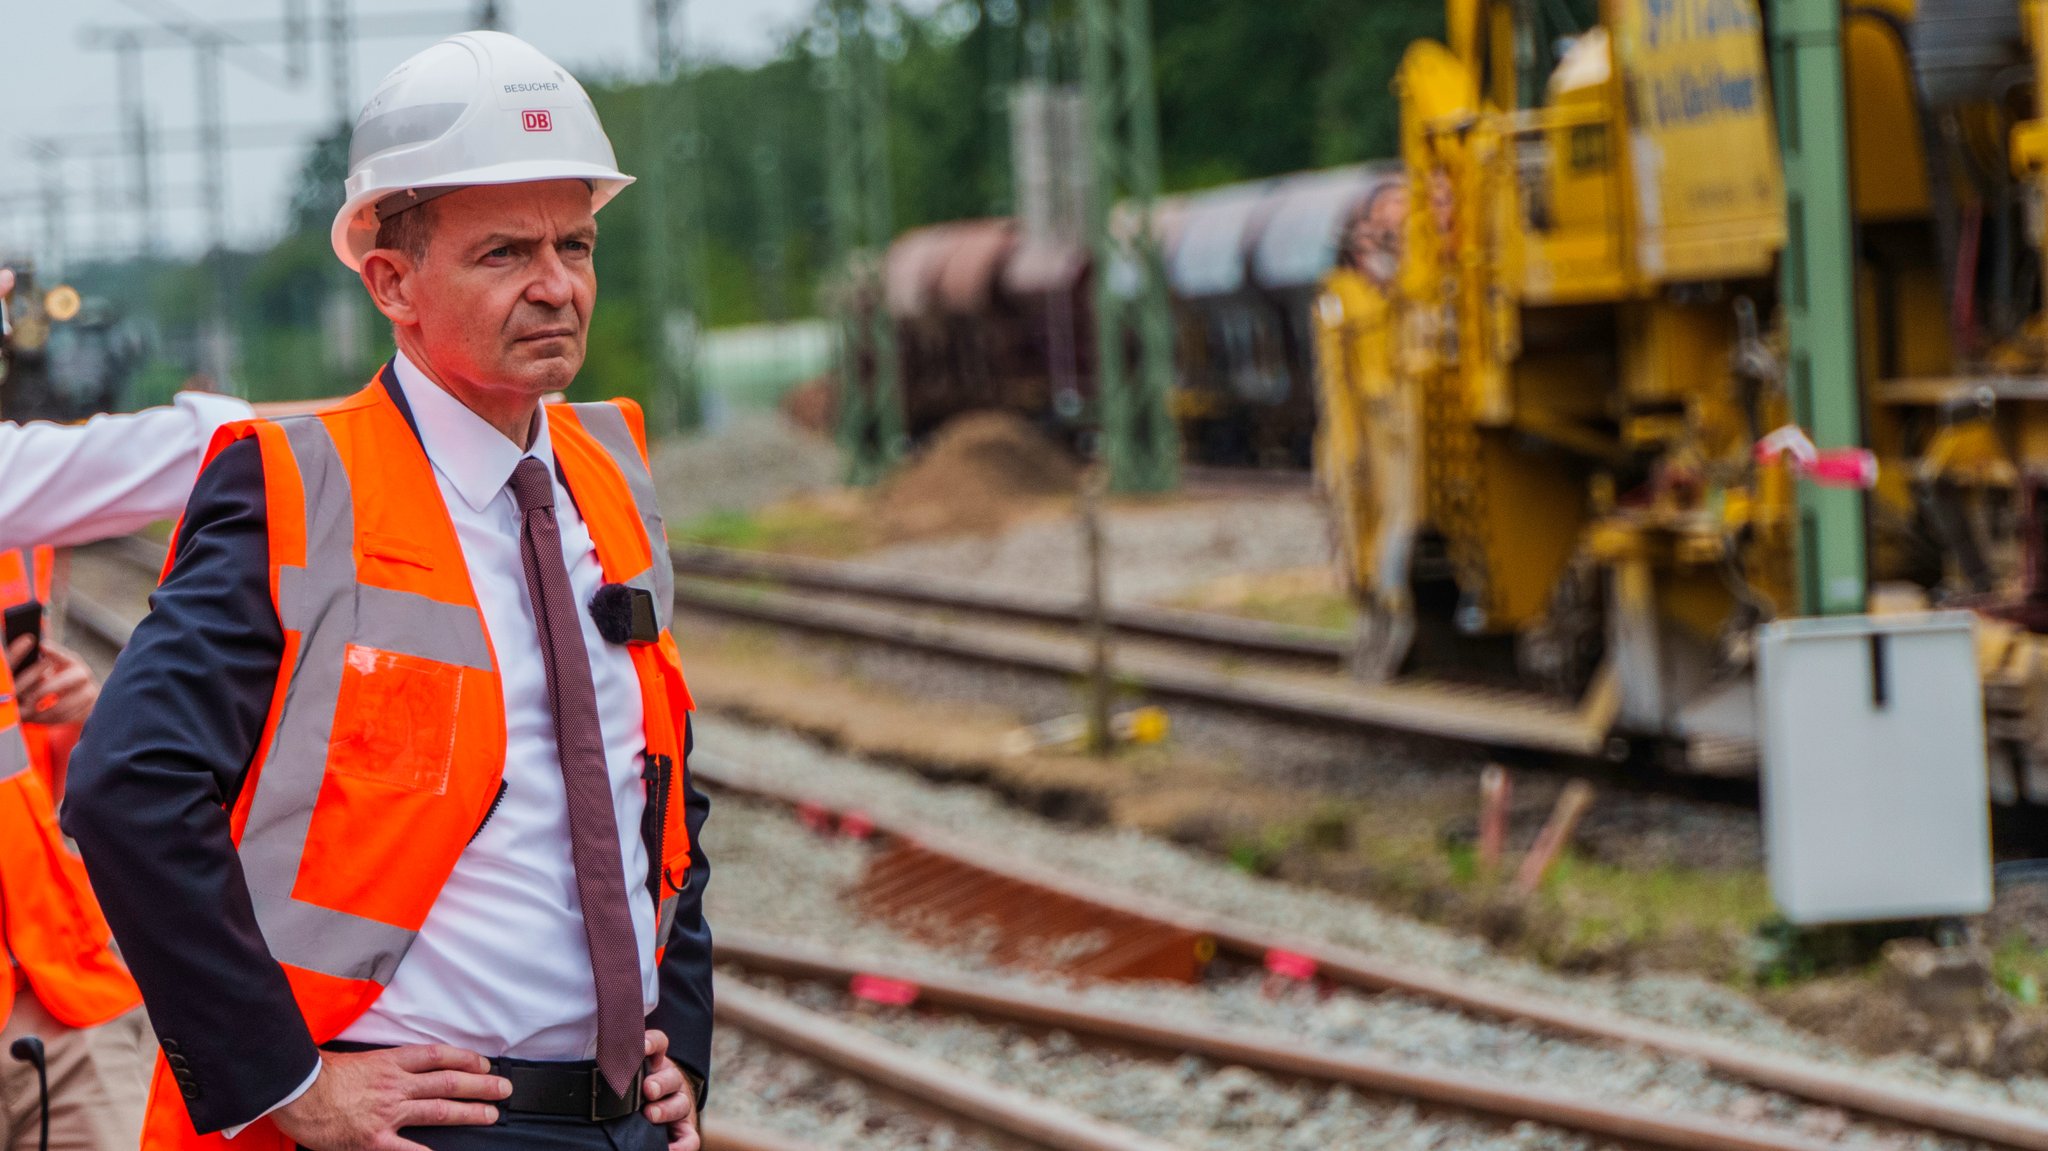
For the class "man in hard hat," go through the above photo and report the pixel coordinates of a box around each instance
[64,31,710,1151]
[0,262,265,1151]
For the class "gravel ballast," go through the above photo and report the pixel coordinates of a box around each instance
[702,796,1974,1150]
[695,715,2048,1120]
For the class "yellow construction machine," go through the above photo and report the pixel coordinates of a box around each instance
[1316,0,2048,793]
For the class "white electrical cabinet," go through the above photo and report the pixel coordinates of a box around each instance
[1756,612,1992,925]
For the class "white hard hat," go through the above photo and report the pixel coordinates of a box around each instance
[331,30,634,271]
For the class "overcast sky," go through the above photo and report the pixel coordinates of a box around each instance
[0,0,824,263]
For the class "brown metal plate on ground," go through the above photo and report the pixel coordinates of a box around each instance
[854,839,1208,983]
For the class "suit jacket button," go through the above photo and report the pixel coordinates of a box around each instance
[180,1084,201,1100]
[161,1039,182,1054]
[168,1055,190,1069]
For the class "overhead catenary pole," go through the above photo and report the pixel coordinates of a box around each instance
[642,0,704,437]
[827,0,904,484]
[75,7,476,259]
[195,32,235,389]
[1080,0,1177,493]
[111,32,161,257]
[326,0,355,126]
[31,143,66,277]
[1768,0,1866,615]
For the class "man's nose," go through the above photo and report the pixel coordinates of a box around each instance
[524,246,576,309]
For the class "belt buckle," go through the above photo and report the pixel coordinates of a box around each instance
[590,1067,640,1122]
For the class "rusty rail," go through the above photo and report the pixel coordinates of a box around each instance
[72,543,2048,1148]
[94,535,1608,755]
[699,1120,831,1151]
[673,578,1608,755]
[719,930,1856,1151]
[717,980,1191,1151]
[672,543,1347,663]
[691,752,2048,1151]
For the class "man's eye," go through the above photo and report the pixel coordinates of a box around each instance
[485,246,513,260]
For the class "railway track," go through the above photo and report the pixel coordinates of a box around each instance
[671,543,1625,761]
[56,541,2048,1151]
[93,536,1623,760]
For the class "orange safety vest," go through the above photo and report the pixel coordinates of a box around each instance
[141,379,695,1150]
[0,546,144,1033]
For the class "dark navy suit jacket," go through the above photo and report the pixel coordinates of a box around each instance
[62,369,713,1135]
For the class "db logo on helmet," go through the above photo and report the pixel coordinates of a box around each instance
[522,110,553,132]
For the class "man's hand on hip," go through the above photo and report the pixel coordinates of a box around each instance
[639,1030,702,1151]
[271,1045,510,1151]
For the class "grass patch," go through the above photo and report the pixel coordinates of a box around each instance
[1995,932,2048,1006]
[1528,854,1774,971]
[1157,566,1357,633]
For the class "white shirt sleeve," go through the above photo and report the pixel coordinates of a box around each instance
[0,392,253,549]
[222,1062,320,1140]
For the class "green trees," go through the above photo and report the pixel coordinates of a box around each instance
[74,0,1442,406]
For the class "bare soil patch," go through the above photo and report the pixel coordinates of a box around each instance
[873,411,1080,543]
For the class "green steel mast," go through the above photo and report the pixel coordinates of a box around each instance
[1080,0,1178,493]
[1769,0,1868,615]
[827,0,906,484]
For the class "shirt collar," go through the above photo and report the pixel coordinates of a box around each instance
[390,350,553,515]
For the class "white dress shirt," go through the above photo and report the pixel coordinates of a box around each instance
[236,355,655,1133]
[0,393,252,548]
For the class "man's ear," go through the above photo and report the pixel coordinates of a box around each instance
[360,251,420,326]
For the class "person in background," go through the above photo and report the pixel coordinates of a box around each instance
[1313,178,1416,682]
[0,264,255,1151]
[64,30,711,1151]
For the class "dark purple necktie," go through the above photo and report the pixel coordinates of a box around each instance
[508,456,643,1097]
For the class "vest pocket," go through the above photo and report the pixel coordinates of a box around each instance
[327,644,461,795]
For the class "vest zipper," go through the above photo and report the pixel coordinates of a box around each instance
[468,780,509,846]
[641,753,673,901]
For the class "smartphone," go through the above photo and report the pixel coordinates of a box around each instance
[4,601,42,676]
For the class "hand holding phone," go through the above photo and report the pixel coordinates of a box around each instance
[4,601,42,676]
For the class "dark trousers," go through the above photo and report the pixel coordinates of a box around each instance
[299,1112,665,1150]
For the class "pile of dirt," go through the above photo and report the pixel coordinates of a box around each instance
[874,412,1080,542]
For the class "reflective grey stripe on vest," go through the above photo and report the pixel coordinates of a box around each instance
[566,403,673,633]
[0,723,28,783]
[237,417,492,985]
[655,892,679,946]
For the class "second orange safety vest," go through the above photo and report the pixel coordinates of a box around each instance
[140,379,696,1150]
[0,546,144,1033]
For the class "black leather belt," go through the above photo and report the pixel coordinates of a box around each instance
[489,1057,643,1122]
[321,1043,642,1122]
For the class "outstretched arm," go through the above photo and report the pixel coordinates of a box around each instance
[0,393,253,548]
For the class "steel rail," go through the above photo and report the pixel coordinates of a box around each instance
[690,753,2048,1151]
[717,981,1192,1151]
[71,545,2047,1148]
[674,577,1608,754]
[101,534,1605,754]
[672,543,1349,663]
[717,930,1854,1151]
[698,1119,832,1151]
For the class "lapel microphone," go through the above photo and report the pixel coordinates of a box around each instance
[589,583,660,645]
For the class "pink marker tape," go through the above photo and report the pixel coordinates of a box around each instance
[1264,949,1319,982]
[849,974,921,1007]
